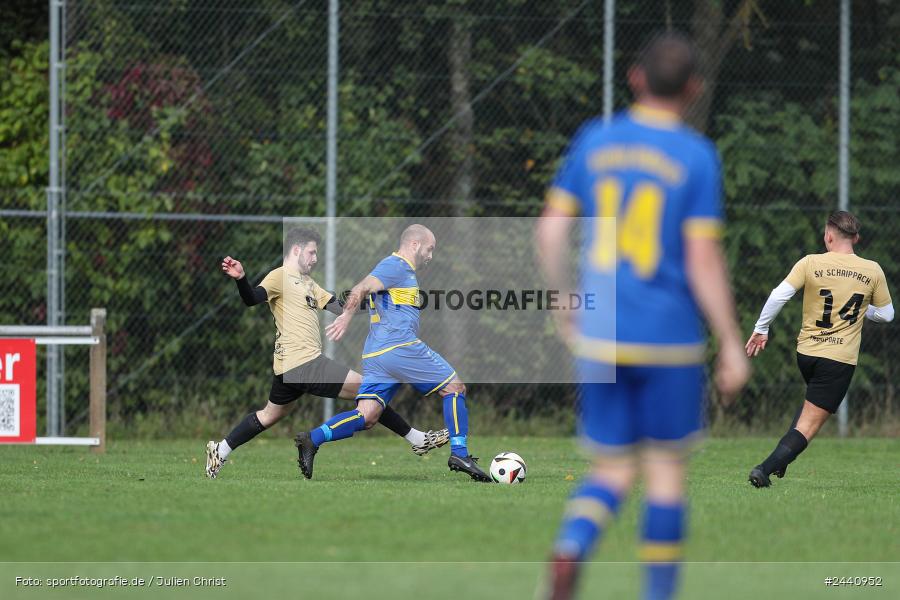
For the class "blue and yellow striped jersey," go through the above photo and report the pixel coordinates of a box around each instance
[363,253,421,357]
[547,104,724,365]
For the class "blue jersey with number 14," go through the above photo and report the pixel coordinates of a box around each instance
[547,105,724,366]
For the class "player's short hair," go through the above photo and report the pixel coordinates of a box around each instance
[826,210,860,239]
[283,227,322,256]
[636,31,699,98]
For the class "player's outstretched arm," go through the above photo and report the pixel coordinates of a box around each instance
[222,256,267,307]
[325,275,384,341]
[746,280,798,356]
[685,237,750,400]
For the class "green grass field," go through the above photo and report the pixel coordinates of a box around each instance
[2,436,898,599]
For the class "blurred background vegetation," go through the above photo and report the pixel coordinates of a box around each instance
[1,1,897,437]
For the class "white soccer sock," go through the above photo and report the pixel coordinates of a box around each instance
[404,429,426,447]
[217,439,232,460]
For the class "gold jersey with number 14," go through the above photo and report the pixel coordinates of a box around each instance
[785,252,892,365]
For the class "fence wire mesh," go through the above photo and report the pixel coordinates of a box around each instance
[1,0,898,437]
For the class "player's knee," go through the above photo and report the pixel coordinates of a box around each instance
[590,456,638,494]
[257,405,286,427]
[356,404,381,429]
[442,381,466,396]
[640,450,686,503]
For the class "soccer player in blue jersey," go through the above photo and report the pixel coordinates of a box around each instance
[294,224,491,482]
[535,33,750,599]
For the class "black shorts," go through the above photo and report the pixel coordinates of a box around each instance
[269,355,349,405]
[796,352,855,413]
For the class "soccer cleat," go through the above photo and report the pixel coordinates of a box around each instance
[411,428,450,456]
[294,431,318,479]
[748,465,771,488]
[773,465,787,479]
[543,555,581,600]
[205,441,226,479]
[448,454,492,482]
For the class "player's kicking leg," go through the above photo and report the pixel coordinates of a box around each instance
[294,348,407,479]
[295,396,387,479]
[338,369,448,456]
[294,351,401,479]
[208,357,445,479]
[296,343,477,481]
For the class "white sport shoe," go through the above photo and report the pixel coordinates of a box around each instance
[411,429,450,456]
[205,441,226,479]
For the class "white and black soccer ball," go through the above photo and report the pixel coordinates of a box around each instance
[490,452,526,484]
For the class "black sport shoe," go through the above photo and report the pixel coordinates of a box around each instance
[772,465,787,479]
[294,431,318,479]
[448,454,491,482]
[748,465,771,488]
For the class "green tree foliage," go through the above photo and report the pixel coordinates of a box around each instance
[1,1,898,433]
[0,40,47,197]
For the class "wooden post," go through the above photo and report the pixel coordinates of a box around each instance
[89,308,107,454]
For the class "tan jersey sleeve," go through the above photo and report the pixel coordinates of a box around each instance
[783,256,809,290]
[872,264,893,307]
[313,282,334,310]
[259,269,283,301]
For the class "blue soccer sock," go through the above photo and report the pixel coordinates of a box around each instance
[640,501,686,600]
[442,392,469,457]
[309,409,366,447]
[553,479,622,560]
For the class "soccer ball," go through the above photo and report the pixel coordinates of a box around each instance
[489,452,526,484]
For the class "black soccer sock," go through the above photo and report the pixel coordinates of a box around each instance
[377,406,412,437]
[759,428,809,476]
[224,412,268,450]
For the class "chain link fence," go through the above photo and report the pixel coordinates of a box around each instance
[2,0,898,438]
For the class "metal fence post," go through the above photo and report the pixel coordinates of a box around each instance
[836,0,851,438]
[603,0,615,121]
[323,0,340,421]
[47,0,66,437]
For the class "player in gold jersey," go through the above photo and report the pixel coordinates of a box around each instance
[745,211,894,487]
[205,227,447,479]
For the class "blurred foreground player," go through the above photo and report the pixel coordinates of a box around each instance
[746,211,893,487]
[536,32,749,599]
[205,227,447,479]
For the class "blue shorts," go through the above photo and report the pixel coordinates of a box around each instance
[577,361,705,455]
[356,341,456,406]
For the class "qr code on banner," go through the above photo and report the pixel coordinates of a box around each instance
[0,384,20,437]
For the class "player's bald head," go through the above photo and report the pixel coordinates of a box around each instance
[400,224,435,247]
[635,31,699,98]
[399,224,436,268]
